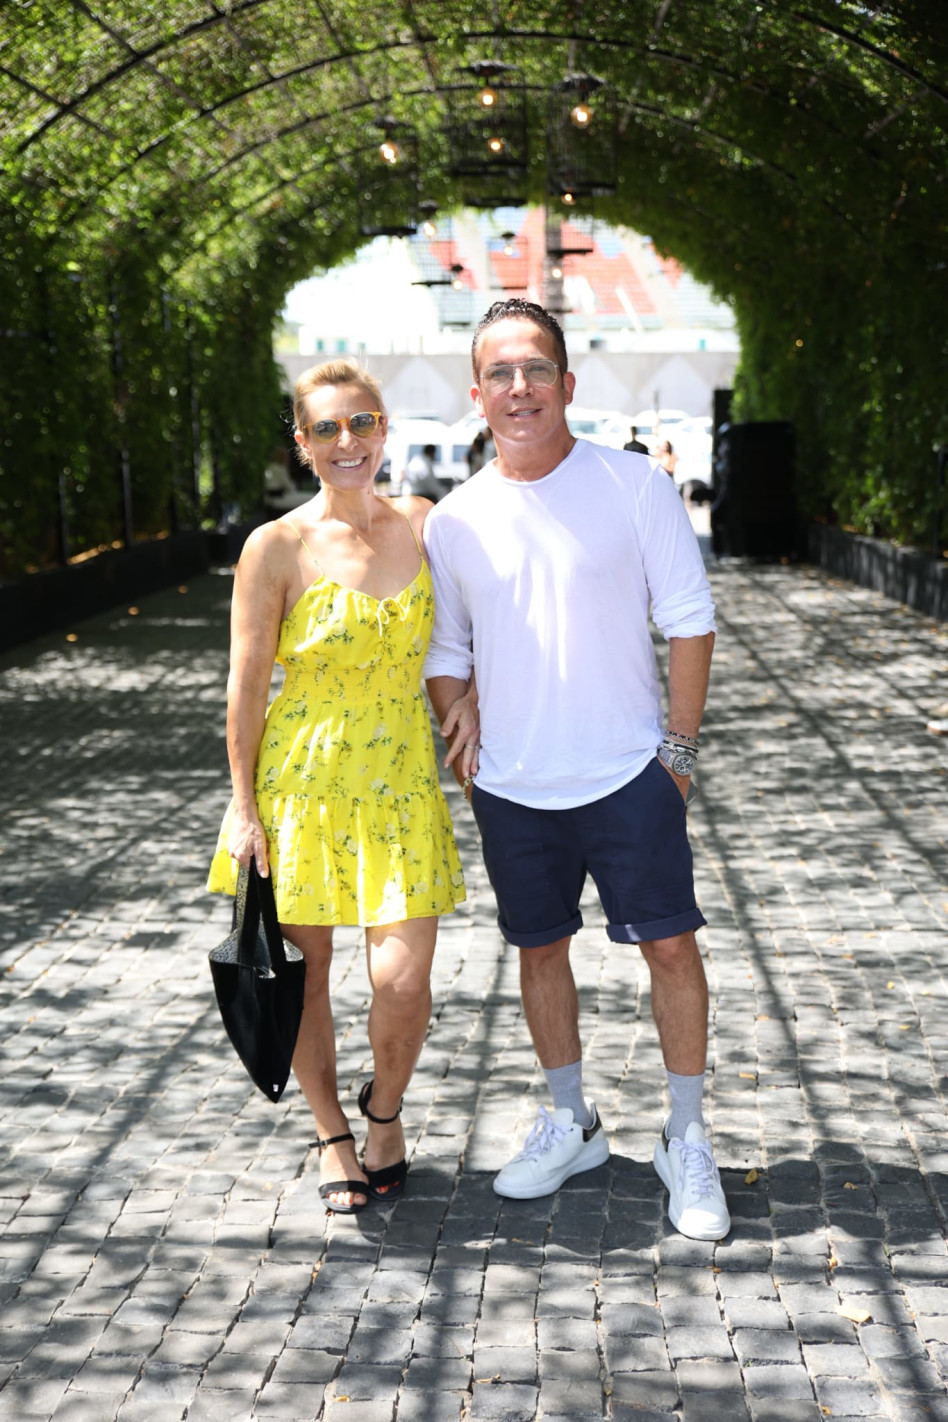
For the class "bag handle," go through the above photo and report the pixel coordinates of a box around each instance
[235,862,293,972]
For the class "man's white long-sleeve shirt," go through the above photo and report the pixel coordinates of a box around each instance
[423,439,716,809]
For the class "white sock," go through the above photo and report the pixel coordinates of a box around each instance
[543,1061,593,1128]
[666,1070,706,1141]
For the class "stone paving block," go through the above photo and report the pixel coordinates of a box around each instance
[126,1360,201,1406]
[347,1327,413,1366]
[665,1326,735,1362]
[742,1363,817,1399]
[267,1346,341,1386]
[15,1342,95,1379]
[409,1322,474,1358]
[201,1350,274,1389]
[536,1317,598,1351]
[537,1375,605,1416]
[661,1295,722,1327]
[72,1353,144,1393]
[604,1334,668,1372]
[870,1351,945,1392]
[219,1318,292,1356]
[254,1381,334,1418]
[48,1392,130,1422]
[331,1361,405,1398]
[538,1345,602,1380]
[0,1376,72,1416]
[395,1391,467,1422]
[679,1392,749,1422]
[722,1297,791,1330]
[801,1342,870,1376]
[468,1380,538,1418]
[656,1266,718,1297]
[607,1369,678,1410]
[674,1359,744,1393]
[916,1315,948,1344]
[746,1401,824,1422]
[180,1392,259,1422]
[402,1355,473,1390]
[472,1344,536,1382]
[0,1329,45,1363]
[812,1377,885,1416]
[733,1328,804,1364]
[419,1292,482,1326]
[609,1409,677,1422]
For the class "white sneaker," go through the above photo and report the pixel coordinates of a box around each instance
[653,1120,731,1240]
[493,1102,610,1199]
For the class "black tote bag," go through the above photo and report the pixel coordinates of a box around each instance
[208,862,306,1102]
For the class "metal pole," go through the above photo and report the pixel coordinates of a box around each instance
[184,301,202,513]
[38,268,70,566]
[933,446,946,558]
[109,277,134,546]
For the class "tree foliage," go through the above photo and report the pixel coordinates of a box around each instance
[1,0,945,573]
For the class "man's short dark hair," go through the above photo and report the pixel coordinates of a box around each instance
[471,299,568,379]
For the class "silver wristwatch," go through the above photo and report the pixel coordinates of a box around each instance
[658,744,697,777]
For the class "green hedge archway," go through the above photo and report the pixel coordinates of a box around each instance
[1,1,945,574]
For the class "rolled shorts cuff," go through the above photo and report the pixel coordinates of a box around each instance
[498,911,584,949]
[607,906,707,945]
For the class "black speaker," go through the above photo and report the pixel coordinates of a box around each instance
[712,421,797,559]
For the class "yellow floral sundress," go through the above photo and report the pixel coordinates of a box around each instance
[206,524,465,926]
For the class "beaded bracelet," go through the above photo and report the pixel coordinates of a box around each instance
[666,729,699,746]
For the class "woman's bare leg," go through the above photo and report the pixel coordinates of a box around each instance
[363,916,438,1185]
[283,922,367,1209]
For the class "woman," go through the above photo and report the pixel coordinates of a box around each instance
[207,358,476,1213]
[657,438,678,480]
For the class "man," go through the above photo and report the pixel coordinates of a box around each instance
[402,442,443,501]
[424,298,729,1241]
[624,425,649,454]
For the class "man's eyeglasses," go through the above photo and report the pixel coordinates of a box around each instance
[300,411,383,442]
[479,358,560,393]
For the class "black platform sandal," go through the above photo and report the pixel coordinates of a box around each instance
[315,1131,369,1214]
[358,1081,408,1203]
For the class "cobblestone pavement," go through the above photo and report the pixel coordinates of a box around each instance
[0,559,946,1422]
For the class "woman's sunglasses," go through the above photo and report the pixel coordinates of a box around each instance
[300,411,383,443]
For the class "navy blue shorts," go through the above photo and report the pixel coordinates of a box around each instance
[471,757,706,949]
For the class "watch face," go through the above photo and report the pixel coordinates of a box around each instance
[672,752,696,776]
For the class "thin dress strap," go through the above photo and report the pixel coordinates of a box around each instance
[400,512,425,558]
[290,522,325,576]
[290,514,423,586]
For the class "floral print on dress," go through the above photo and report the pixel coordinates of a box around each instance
[207,562,465,926]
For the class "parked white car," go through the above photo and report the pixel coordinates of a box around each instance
[384,417,455,491]
[567,406,632,450]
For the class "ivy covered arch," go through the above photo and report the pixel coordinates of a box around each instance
[1,0,945,574]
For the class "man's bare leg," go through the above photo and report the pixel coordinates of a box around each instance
[518,936,581,1068]
[637,930,708,1075]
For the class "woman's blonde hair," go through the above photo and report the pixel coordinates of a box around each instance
[293,357,385,432]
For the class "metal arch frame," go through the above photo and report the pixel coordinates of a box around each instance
[4,6,940,255]
[10,10,939,166]
[51,74,885,259]
[36,48,892,245]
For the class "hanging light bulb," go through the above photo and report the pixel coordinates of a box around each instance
[422,219,437,238]
[570,100,594,129]
[487,135,505,155]
[562,191,575,205]
[451,264,465,290]
[551,264,563,279]
[379,138,400,165]
[478,85,498,108]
